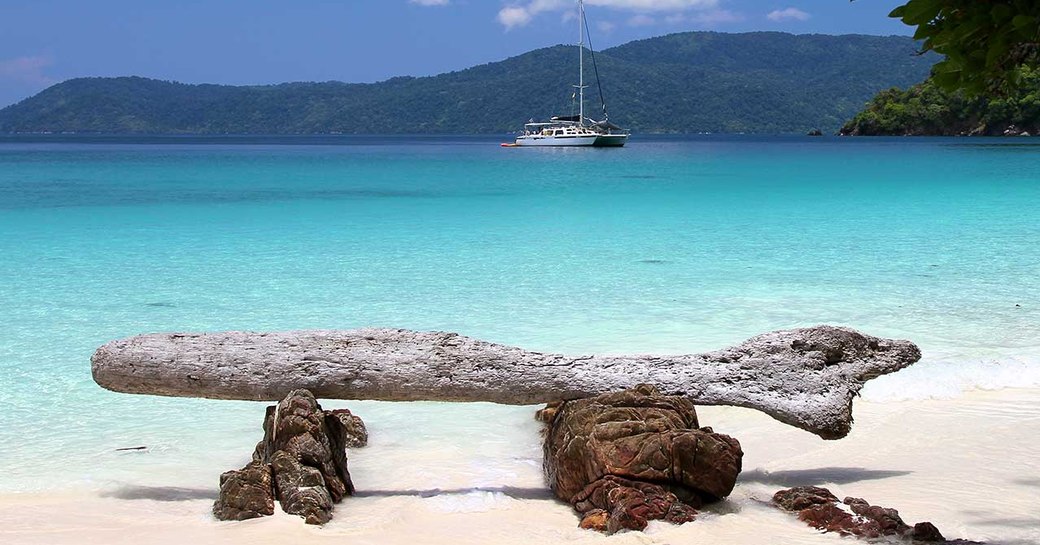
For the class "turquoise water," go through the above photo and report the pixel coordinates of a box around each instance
[1,135,1039,493]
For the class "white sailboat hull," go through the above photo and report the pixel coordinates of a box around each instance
[508,0,630,149]
[514,134,600,147]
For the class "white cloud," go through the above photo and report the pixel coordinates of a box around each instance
[409,0,450,5]
[499,6,535,28]
[628,14,656,26]
[767,7,810,22]
[689,9,742,24]
[498,0,720,29]
[0,56,57,86]
[597,20,616,32]
[652,8,743,26]
[589,0,717,9]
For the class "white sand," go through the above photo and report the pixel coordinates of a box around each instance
[2,388,1038,545]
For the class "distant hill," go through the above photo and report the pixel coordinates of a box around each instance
[0,31,936,135]
[840,68,1040,136]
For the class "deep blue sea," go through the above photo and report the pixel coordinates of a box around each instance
[1,134,1039,494]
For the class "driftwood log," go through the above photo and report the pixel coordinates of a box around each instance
[91,325,920,439]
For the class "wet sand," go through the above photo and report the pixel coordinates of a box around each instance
[2,388,1037,545]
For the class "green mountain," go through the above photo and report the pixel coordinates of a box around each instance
[840,68,1040,136]
[0,31,936,135]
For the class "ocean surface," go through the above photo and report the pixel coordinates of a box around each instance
[1,135,1039,542]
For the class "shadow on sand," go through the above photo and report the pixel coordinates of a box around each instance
[740,467,912,487]
[353,486,555,501]
[101,485,218,502]
[103,470,911,503]
[103,485,553,502]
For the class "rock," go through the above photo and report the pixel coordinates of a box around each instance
[572,476,699,533]
[327,408,368,448]
[578,509,609,531]
[271,450,335,525]
[913,522,946,542]
[772,485,838,511]
[808,128,823,136]
[773,486,981,543]
[844,496,909,535]
[798,502,868,536]
[91,325,922,439]
[256,390,354,504]
[542,385,742,533]
[214,389,356,525]
[212,460,274,521]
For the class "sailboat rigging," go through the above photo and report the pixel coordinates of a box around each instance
[508,0,629,148]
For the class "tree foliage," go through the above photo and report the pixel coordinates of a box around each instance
[840,67,1040,135]
[890,0,1040,94]
[0,32,934,135]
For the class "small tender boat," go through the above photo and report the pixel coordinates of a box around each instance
[512,0,628,148]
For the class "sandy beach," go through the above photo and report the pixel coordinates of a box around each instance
[4,0,1040,537]
[3,137,1039,544]
[3,387,1036,545]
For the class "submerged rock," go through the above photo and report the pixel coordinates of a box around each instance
[773,486,982,543]
[214,389,359,525]
[541,384,743,534]
[772,485,837,512]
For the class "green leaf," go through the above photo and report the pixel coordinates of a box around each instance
[933,59,962,75]
[991,4,1013,23]
[932,70,959,88]
[1012,15,1037,31]
[896,0,942,25]
[986,39,1009,68]
[913,25,937,40]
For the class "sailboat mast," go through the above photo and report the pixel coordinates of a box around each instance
[578,0,584,126]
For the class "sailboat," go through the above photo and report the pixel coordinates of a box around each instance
[510,0,629,147]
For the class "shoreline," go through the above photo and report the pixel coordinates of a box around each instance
[2,387,1037,544]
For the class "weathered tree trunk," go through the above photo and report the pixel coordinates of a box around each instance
[91,325,920,439]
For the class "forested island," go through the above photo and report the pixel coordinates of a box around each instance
[841,68,1040,136]
[0,32,933,135]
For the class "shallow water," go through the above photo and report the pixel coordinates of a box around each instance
[2,390,1038,544]
[1,135,1039,542]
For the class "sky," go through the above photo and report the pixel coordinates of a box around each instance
[0,0,913,108]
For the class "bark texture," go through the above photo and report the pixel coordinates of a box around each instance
[92,325,920,439]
